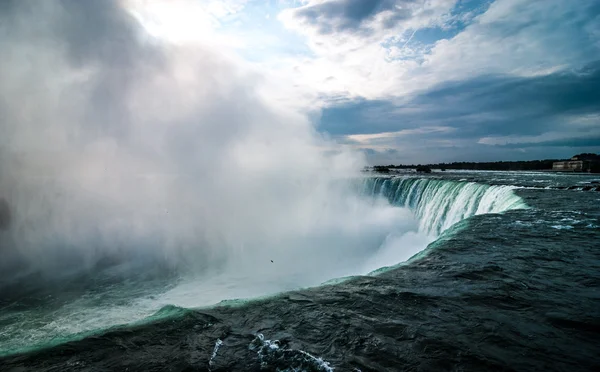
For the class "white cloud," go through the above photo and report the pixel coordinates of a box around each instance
[276,0,457,101]
[347,126,455,144]
[272,0,600,104]
[478,132,570,146]
[419,0,599,81]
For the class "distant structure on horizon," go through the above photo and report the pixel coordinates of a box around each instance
[552,154,600,173]
[367,153,600,173]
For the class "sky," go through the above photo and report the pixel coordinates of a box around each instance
[122,0,600,164]
[1,0,599,166]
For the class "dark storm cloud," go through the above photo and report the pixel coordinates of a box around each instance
[291,0,417,35]
[498,136,600,149]
[319,61,600,141]
[413,61,600,138]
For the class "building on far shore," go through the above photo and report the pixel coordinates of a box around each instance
[552,154,600,172]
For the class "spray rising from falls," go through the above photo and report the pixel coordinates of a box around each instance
[363,177,528,236]
[351,176,527,274]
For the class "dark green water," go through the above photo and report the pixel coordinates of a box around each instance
[1,171,599,371]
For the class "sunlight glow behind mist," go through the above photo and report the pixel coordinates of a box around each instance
[126,0,242,47]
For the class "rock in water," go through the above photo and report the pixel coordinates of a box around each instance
[0,198,10,231]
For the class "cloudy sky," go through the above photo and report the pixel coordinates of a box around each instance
[0,0,598,277]
[3,0,600,165]
[123,0,600,164]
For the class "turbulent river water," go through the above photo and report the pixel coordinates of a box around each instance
[1,170,599,371]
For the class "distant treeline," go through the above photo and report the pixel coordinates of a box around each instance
[368,153,600,173]
[373,159,560,172]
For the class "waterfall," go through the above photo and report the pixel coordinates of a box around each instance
[362,177,527,236]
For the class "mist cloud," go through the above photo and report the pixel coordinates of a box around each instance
[0,0,417,284]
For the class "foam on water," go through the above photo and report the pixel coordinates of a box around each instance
[250,333,334,372]
[209,339,223,371]
[551,225,575,230]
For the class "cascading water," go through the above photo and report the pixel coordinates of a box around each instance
[362,177,528,236]
[355,176,528,274]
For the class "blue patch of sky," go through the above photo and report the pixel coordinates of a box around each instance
[219,0,313,62]
[444,0,495,30]
[381,0,494,62]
